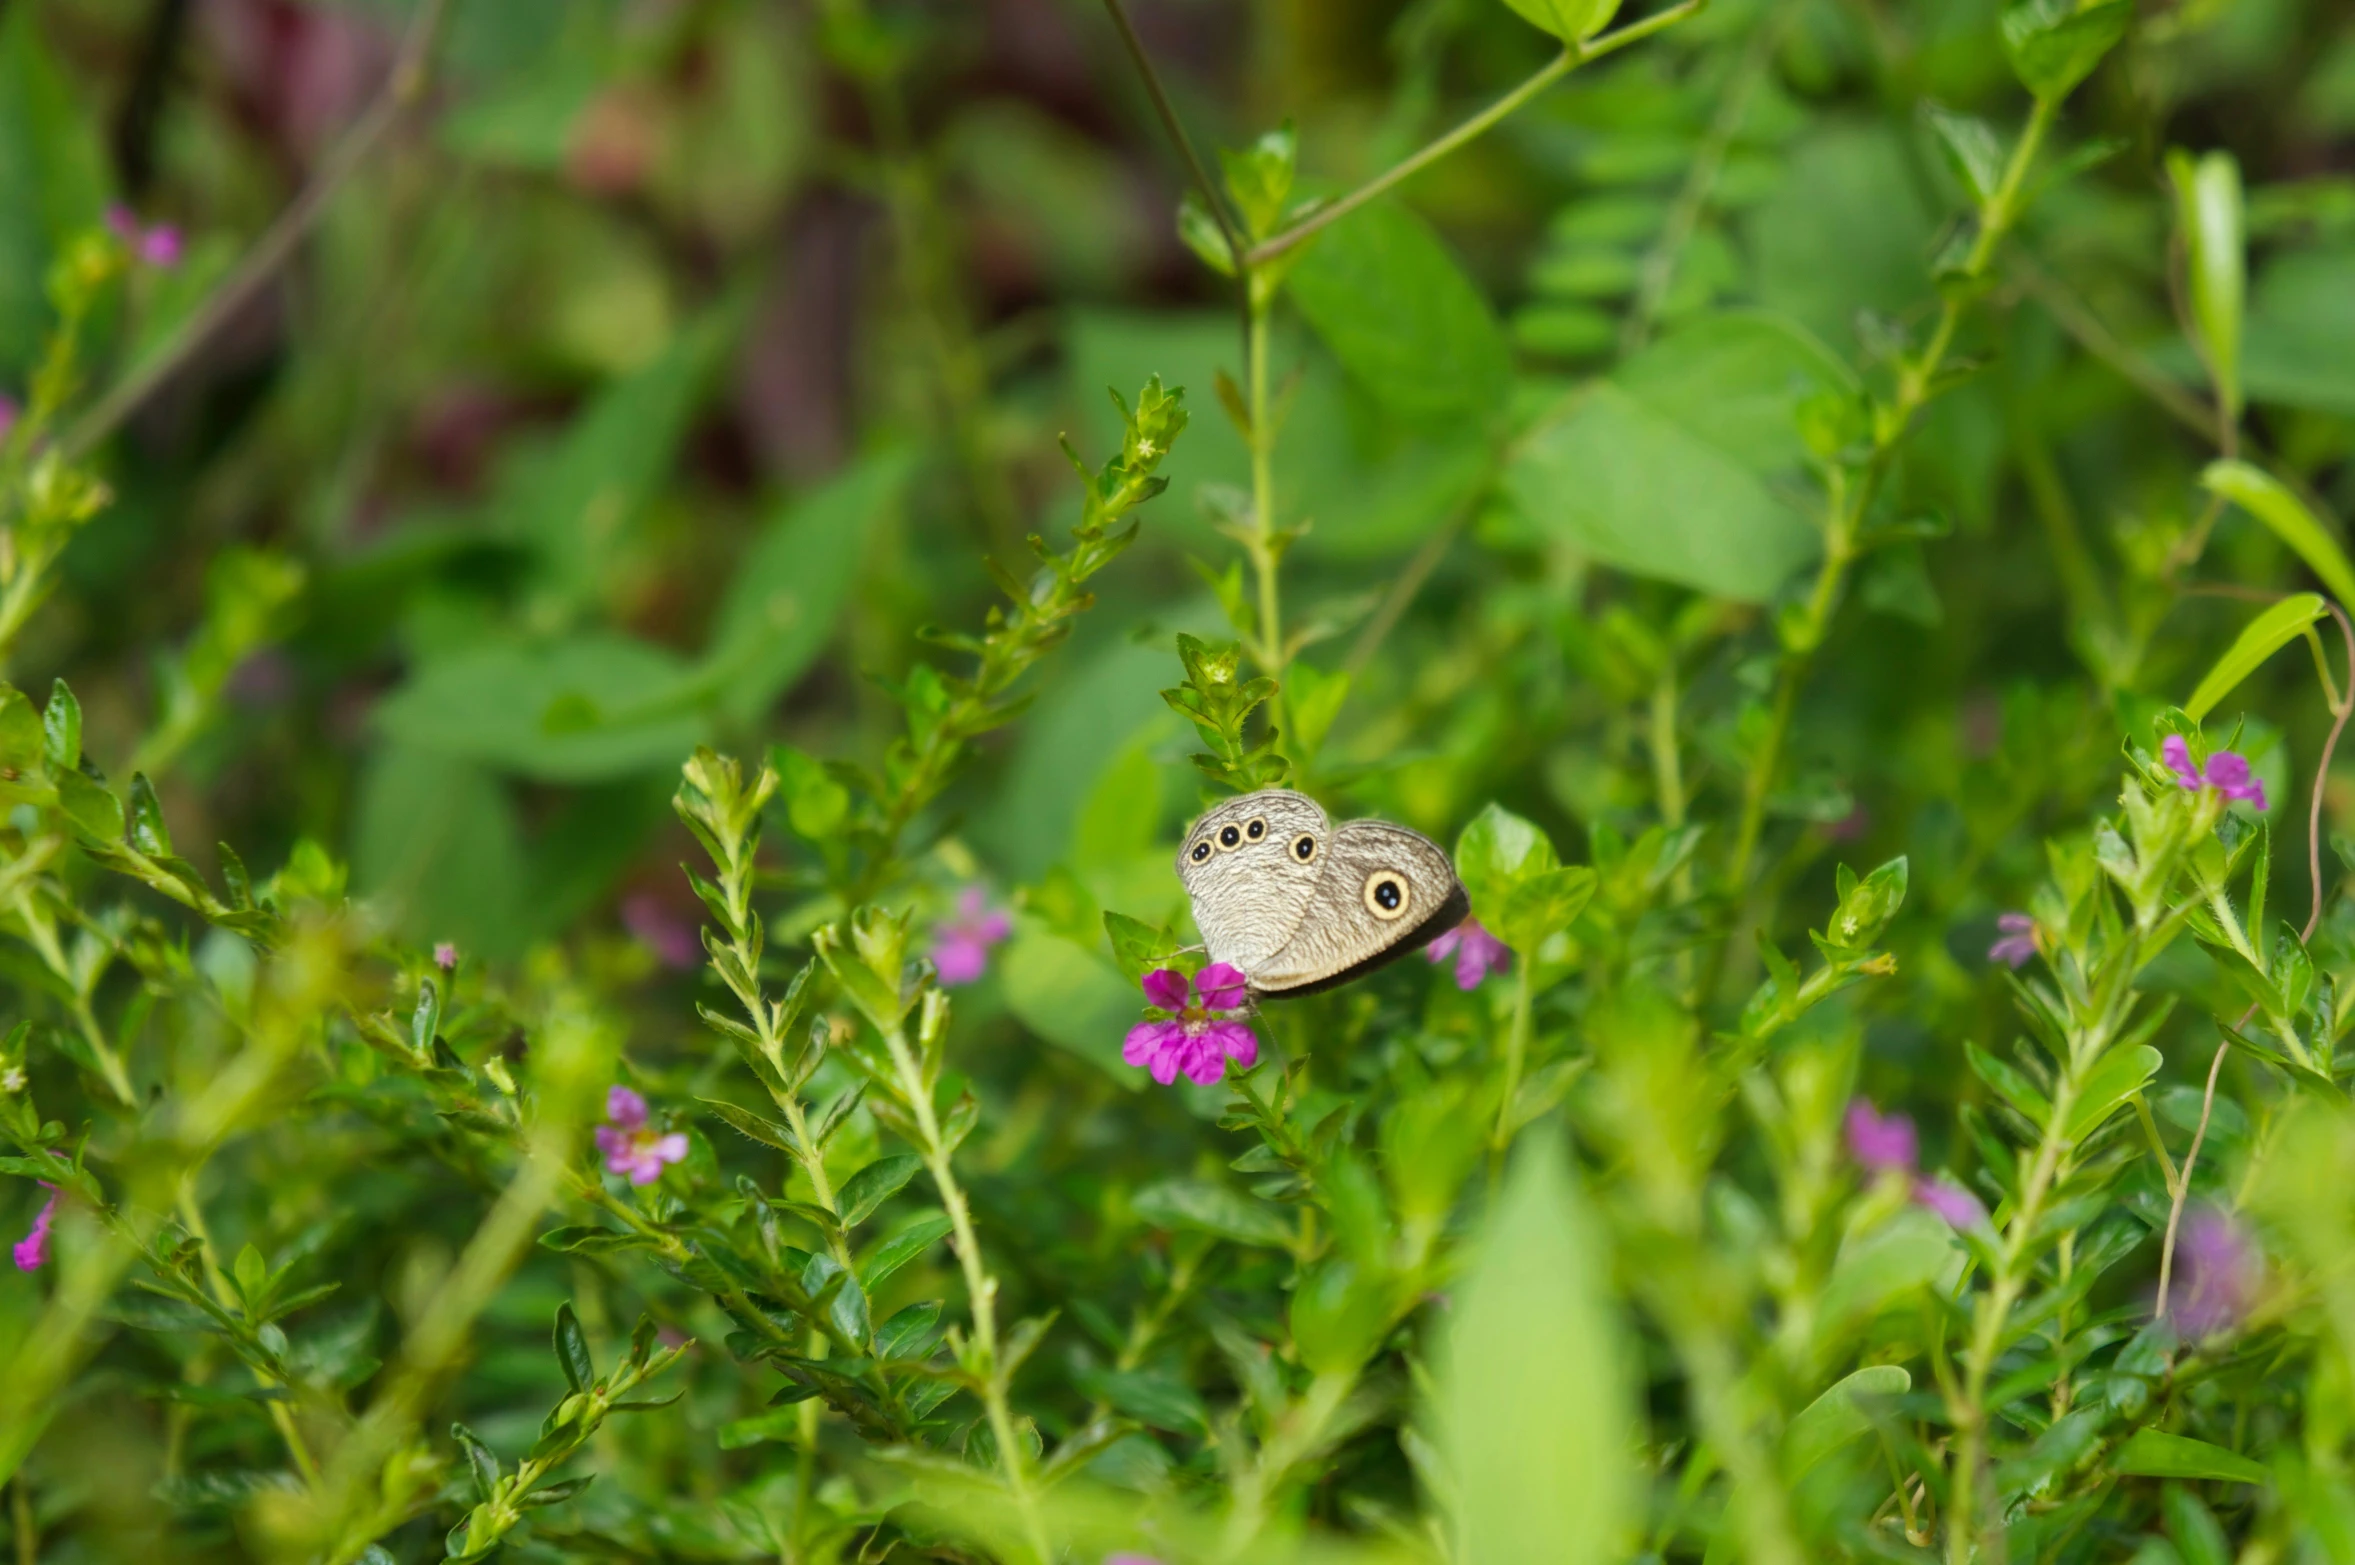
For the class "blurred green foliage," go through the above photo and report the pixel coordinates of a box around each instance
[4,0,2355,1560]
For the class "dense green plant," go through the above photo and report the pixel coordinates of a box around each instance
[7,0,2355,1560]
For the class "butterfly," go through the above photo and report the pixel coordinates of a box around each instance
[1175,788,1469,997]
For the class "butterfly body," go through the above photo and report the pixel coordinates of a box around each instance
[1175,789,1469,997]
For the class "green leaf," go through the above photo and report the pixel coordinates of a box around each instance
[2186,594,2324,722]
[2168,149,2245,422]
[536,1225,646,1255]
[1132,1178,1293,1248]
[1002,927,1143,1083]
[0,684,40,773]
[1455,802,1561,938]
[2200,461,2355,608]
[232,1244,269,1310]
[42,678,79,774]
[0,5,111,370]
[2114,1429,2269,1485]
[1926,105,2005,204]
[1288,200,1511,421]
[1999,0,2132,102]
[1077,1367,1209,1435]
[553,1302,595,1395]
[1506,312,1850,601]
[504,309,732,610]
[1218,126,1295,240]
[451,1423,500,1504]
[374,634,708,784]
[1967,1040,2053,1124]
[771,744,852,841]
[1496,866,1598,954]
[708,450,910,725]
[837,1154,923,1227]
[1495,0,1623,43]
[127,773,171,857]
[352,746,529,960]
[1785,1365,1911,1479]
[55,767,122,841]
[859,1212,953,1290]
[1825,856,1909,951]
[1440,1133,1629,1565]
[697,1096,802,1156]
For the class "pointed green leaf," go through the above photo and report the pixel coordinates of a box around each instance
[2201,462,2355,608]
[2185,593,2325,721]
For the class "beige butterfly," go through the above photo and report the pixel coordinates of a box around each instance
[1175,788,1469,997]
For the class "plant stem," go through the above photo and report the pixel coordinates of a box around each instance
[62,0,457,459]
[1491,948,1537,1155]
[1241,0,1708,268]
[1243,290,1289,723]
[1724,94,2058,894]
[879,1022,1049,1565]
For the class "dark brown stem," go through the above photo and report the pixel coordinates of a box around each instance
[62,0,455,459]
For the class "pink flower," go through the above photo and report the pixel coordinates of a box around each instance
[930,886,1011,986]
[1988,911,2037,969]
[0,394,17,442]
[1122,965,1258,1087]
[2175,1207,2259,1336]
[1911,1176,1988,1230]
[622,891,700,971]
[432,942,458,972]
[2163,735,2267,810]
[1845,1099,1918,1175]
[1105,1556,1168,1565]
[595,1086,688,1186]
[13,1188,56,1271]
[106,205,183,268]
[1425,917,1510,990]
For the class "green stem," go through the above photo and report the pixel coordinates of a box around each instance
[1243,290,1289,728]
[1724,94,2058,895]
[879,1022,1049,1565]
[1491,950,1537,1154]
[1240,0,1708,268]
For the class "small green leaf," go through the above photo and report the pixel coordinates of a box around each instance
[1495,0,1623,43]
[2169,149,2245,423]
[1102,911,1179,983]
[697,1096,802,1156]
[1967,1040,2053,1124]
[1926,104,2005,204]
[2064,1044,2162,1143]
[0,685,41,773]
[232,1244,269,1310]
[1133,1178,1293,1248]
[772,745,851,840]
[860,1211,953,1289]
[412,976,442,1058]
[1825,856,1909,950]
[553,1302,595,1395]
[42,678,80,774]
[519,1475,594,1509]
[451,1422,500,1504]
[2185,593,2325,721]
[56,767,123,841]
[1078,1367,1209,1435]
[2114,1428,2269,1485]
[1785,1364,1911,1479]
[1218,126,1296,240]
[1999,0,2132,102]
[837,1153,923,1227]
[1455,803,1562,942]
[2200,461,2355,608]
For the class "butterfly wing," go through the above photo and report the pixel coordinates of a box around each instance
[1175,790,1331,976]
[1247,820,1468,998]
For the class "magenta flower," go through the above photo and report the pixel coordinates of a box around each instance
[13,1188,55,1271]
[1426,916,1510,990]
[1123,965,1259,1087]
[2175,1207,2259,1336]
[1911,1176,1988,1230]
[2163,735,2267,810]
[596,1086,688,1186]
[106,205,183,268]
[1105,1556,1168,1565]
[622,891,700,971]
[0,393,17,442]
[931,886,1011,986]
[432,942,458,972]
[1846,1099,1919,1175]
[1988,912,2037,969]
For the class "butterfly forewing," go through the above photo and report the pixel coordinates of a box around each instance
[1175,790,1468,998]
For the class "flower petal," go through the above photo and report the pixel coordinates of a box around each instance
[1207,1021,1258,1072]
[2162,734,2201,788]
[1195,963,1249,1010]
[1141,968,1189,1011]
[932,935,988,986]
[606,1085,648,1130]
[1123,1020,1179,1067]
[654,1133,689,1165]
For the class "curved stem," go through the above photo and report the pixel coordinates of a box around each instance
[1241,0,1708,267]
[2157,602,2355,1316]
[61,0,456,459]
